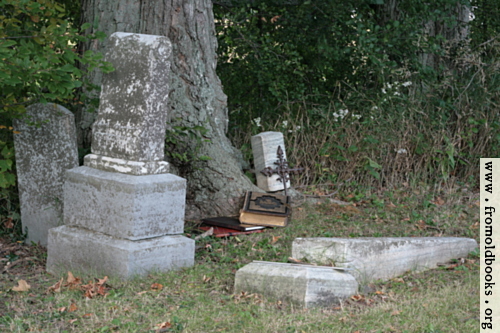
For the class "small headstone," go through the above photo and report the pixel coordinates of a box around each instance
[234,261,358,308]
[251,131,290,192]
[292,237,478,282]
[13,103,78,246]
[47,32,194,278]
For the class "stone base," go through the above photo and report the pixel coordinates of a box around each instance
[292,237,479,282]
[234,261,358,308]
[64,166,186,240]
[46,226,195,279]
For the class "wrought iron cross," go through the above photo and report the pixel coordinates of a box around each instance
[260,145,304,197]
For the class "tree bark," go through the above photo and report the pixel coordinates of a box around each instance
[372,0,471,70]
[78,0,258,219]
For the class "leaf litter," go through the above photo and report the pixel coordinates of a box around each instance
[47,271,110,299]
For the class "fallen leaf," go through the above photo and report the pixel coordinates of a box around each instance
[470,222,479,229]
[12,279,30,292]
[65,272,82,289]
[350,294,364,302]
[202,275,211,283]
[137,291,148,295]
[97,276,108,286]
[69,303,78,312]
[67,271,77,284]
[151,283,163,291]
[68,319,78,324]
[47,278,64,293]
[432,197,445,205]
[415,220,427,230]
[156,321,172,329]
[270,15,281,23]
[195,227,213,240]
[4,218,13,229]
[81,276,109,298]
[271,236,281,244]
[58,307,66,312]
[375,290,385,295]
[391,310,402,316]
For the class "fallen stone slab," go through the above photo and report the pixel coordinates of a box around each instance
[292,237,478,283]
[234,261,358,308]
[46,225,194,279]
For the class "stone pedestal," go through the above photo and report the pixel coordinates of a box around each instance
[63,167,186,240]
[47,226,194,278]
[46,167,195,278]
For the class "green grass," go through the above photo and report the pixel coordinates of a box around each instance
[0,186,479,333]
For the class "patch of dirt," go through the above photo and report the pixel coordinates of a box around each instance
[0,237,47,276]
[0,237,51,316]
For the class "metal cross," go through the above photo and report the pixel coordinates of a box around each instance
[260,145,304,197]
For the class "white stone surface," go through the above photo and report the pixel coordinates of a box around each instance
[90,32,172,171]
[234,261,358,308]
[47,225,195,279]
[292,237,479,282]
[13,103,78,246]
[251,131,290,192]
[64,166,186,240]
[84,154,169,175]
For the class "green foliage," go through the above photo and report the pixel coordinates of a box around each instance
[215,0,473,120]
[219,0,500,186]
[0,0,111,190]
[165,121,211,176]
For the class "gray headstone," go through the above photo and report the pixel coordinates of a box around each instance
[251,131,290,192]
[13,103,78,246]
[84,32,172,175]
[292,237,479,283]
[234,261,358,308]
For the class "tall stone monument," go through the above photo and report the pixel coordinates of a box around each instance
[13,103,79,246]
[46,32,195,278]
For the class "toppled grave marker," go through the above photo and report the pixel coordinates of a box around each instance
[292,237,478,282]
[234,261,358,308]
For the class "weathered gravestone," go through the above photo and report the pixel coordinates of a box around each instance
[251,131,290,192]
[13,103,79,246]
[234,261,358,308]
[46,32,195,279]
[292,237,478,283]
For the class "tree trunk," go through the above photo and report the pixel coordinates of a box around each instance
[78,0,258,219]
[372,1,471,70]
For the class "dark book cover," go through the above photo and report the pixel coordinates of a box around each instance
[201,216,266,231]
[198,226,264,238]
[243,191,290,216]
[239,192,291,227]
